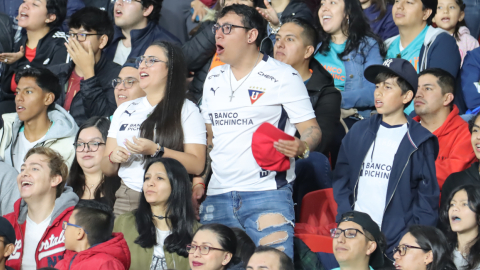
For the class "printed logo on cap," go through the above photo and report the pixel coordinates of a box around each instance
[383,59,393,67]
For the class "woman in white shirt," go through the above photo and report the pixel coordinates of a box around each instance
[102,41,207,216]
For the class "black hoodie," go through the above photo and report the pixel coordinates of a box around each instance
[441,162,480,207]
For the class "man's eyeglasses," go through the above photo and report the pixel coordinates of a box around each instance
[330,228,373,241]
[115,0,142,4]
[73,141,106,152]
[212,23,252,35]
[136,56,168,68]
[112,78,138,89]
[63,221,88,234]
[68,33,103,42]
[186,244,226,255]
[393,244,429,256]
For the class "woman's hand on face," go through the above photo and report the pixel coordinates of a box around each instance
[124,136,157,156]
[109,146,130,164]
[256,0,280,26]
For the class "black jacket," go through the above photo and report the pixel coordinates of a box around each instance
[0,12,12,81]
[48,53,121,126]
[306,58,341,155]
[441,162,480,207]
[183,20,216,103]
[0,28,69,101]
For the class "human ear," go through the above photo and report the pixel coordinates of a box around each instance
[44,92,55,107]
[403,90,414,105]
[143,5,154,18]
[422,8,433,21]
[305,45,315,60]
[366,241,377,256]
[247,29,259,44]
[424,250,433,265]
[99,35,109,50]
[50,174,63,189]
[221,252,233,266]
[4,243,15,257]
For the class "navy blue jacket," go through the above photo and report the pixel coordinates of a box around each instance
[333,114,440,258]
[461,47,480,111]
[104,21,181,63]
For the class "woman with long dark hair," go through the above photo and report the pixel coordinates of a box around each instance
[440,185,480,270]
[393,225,456,270]
[114,157,200,270]
[316,0,384,122]
[68,116,120,208]
[102,41,206,216]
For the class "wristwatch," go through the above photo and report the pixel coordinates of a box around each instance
[151,143,165,158]
[298,141,310,159]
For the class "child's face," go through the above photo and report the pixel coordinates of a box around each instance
[374,78,413,116]
[63,210,79,251]
[448,189,478,234]
[433,0,464,33]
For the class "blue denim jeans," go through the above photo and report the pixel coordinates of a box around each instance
[200,184,295,259]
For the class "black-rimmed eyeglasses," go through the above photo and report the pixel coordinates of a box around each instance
[73,141,106,152]
[212,23,252,35]
[186,244,226,255]
[330,228,374,241]
[393,244,430,256]
[68,33,103,42]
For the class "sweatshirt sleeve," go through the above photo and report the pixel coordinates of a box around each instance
[314,87,342,154]
[461,49,480,110]
[182,22,216,72]
[0,162,19,216]
[49,37,70,66]
[332,131,354,222]
[426,33,461,77]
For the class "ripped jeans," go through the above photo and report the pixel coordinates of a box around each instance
[200,183,295,259]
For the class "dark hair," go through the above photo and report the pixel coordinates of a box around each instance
[67,117,119,208]
[419,68,455,109]
[73,200,114,246]
[134,158,197,257]
[451,0,467,40]
[141,0,163,22]
[195,224,240,268]
[217,4,267,47]
[440,185,480,270]
[281,16,319,48]
[253,246,294,270]
[374,72,414,107]
[231,228,255,266]
[15,68,61,111]
[68,7,114,47]
[317,0,386,62]
[469,111,480,134]
[368,0,388,23]
[46,0,67,29]
[421,0,438,25]
[139,41,186,160]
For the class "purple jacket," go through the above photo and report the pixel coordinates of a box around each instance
[364,4,398,41]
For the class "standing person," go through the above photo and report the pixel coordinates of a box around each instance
[101,41,206,216]
[362,0,398,41]
[48,7,121,126]
[104,0,180,66]
[199,5,322,258]
[4,147,79,270]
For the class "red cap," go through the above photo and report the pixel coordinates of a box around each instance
[252,122,294,172]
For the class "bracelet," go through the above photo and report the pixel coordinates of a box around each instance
[108,151,114,164]
[192,183,206,190]
[269,21,281,34]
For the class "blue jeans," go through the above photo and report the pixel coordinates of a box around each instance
[200,184,295,259]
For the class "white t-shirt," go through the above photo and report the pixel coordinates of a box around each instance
[108,97,206,191]
[113,40,131,65]
[201,54,316,196]
[355,122,408,228]
[22,212,53,270]
[14,131,47,172]
[150,229,171,270]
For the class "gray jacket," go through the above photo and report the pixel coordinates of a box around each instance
[0,156,19,216]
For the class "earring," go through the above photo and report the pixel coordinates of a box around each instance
[45,19,49,23]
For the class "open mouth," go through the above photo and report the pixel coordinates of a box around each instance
[139,72,149,79]
[21,181,33,187]
[17,106,26,113]
[375,100,383,108]
[115,9,123,17]
[216,44,225,55]
[117,95,128,100]
[19,12,28,19]
[441,17,451,23]
[451,215,461,223]
[322,15,332,24]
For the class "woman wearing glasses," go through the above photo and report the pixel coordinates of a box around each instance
[114,157,200,270]
[67,116,120,208]
[393,225,456,270]
[440,185,480,270]
[102,41,206,216]
[188,223,239,270]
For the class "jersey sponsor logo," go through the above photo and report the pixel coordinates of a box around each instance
[8,239,22,260]
[43,58,50,65]
[260,169,270,178]
[208,74,220,79]
[211,87,219,95]
[248,89,265,104]
[124,110,135,117]
[208,112,254,126]
[258,71,278,83]
[119,123,141,131]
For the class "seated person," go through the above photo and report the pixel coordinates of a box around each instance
[413,68,475,189]
[55,200,130,270]
[188,224,238,270]
[460,47,480,114]
[114,158,201,269]
[393,225,456,270]
[330,211,386,270]
[48,7,121,126]
[0,68,78,172]
[0,158,19,216]
[3,147,79,270]
[440,185,480,270]
[333,58,440,259]
[67,116,120,208]
[246,246,294,270]
[362,0,398,40]
[442,112,480,205]
[0,216,15,270]
[232,228,255,269]
[385,0,461,114]
[104,0,180,65]
[113,59,145,108]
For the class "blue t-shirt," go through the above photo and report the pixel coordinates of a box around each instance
[315,41,347,91]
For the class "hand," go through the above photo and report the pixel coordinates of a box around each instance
[65,38,95,79]
[256,0,280,26]
[191,178,206,220]
[0,46,25,65]
[274,137,305,158]
[341,108,357,119]
[191,0,207,22]
[109,146,131,164]
[124,136,157,156]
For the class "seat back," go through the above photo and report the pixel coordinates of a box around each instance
[299,188,337,228]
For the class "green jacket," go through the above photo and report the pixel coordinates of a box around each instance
[113,211,201,270]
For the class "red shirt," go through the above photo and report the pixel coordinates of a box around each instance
[63,70,83,111]
[10,46,37,93]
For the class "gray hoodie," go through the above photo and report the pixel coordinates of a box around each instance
[0,156,19,216]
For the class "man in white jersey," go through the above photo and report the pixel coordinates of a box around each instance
[199,4,321,259]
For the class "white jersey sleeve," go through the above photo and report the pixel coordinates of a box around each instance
[182,100,207,145]
[108,100,133,139]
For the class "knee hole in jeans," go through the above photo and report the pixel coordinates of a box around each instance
[256,213,294,231]
[259,231,288,246]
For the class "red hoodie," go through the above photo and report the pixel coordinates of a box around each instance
[55,233,131,270]
[3,187,78,270]
[414,105,476,188]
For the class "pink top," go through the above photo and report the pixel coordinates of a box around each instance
[456,26,479,66]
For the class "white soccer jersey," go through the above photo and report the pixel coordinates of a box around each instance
[201,54,316,196]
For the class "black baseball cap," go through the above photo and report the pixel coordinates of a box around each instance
[0,216,15,245]
[364,58,418,95]
[338,211,384,268]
